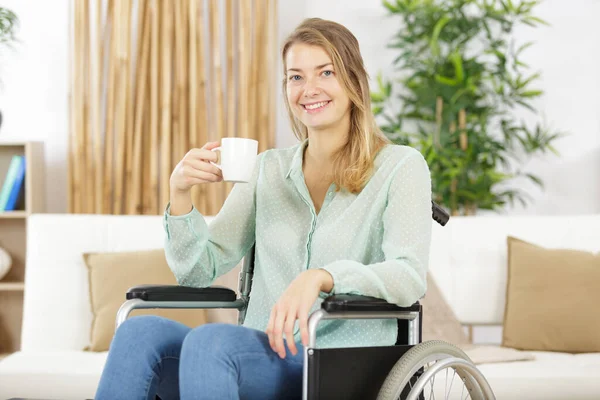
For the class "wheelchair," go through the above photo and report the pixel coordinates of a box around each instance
[116,201,496,400]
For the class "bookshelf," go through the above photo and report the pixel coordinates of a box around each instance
[0,141,45,354]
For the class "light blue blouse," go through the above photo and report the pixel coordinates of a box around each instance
[163,138,433,349]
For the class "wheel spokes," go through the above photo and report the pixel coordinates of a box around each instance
[417,366,472,400]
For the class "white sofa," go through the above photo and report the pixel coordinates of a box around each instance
[0,212,599,399]
[428,214,600,399]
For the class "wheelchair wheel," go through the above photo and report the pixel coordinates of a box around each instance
[376,340,495,400]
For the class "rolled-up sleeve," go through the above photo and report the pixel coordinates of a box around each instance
[163,152,265,287]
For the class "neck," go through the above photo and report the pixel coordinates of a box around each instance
[303,118,350,171]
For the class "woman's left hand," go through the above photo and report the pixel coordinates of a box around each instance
[265,269,333,359]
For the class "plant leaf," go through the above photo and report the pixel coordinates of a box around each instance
[430,15,451,58]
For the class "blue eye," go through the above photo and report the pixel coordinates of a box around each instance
[289,75,302,81]
[322,70,333,77]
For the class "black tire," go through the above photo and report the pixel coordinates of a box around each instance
[376,340,485,400]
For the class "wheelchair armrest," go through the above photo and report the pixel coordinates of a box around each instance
[126,284,237,302]
[321,294,420,313]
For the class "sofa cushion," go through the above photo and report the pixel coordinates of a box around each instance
[0,350,108,400]
[2,350,598,400]
[84,249,208,351]
[502,236,600,353]
[476,351,600,400]
[460,344,535,364]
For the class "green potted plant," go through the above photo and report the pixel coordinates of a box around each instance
[0,6,19,131]
[372,0,565,216]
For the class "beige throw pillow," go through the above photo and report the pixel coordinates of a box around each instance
[84,249,208,352]
[502,236,600,353]
[421,272,471,346]
[422,273,535,365]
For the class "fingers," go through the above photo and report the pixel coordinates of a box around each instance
[188,146,219,164]
[269,306,299,358]
[170,142,224,193]
[266,303,291,359]
[266,308,276,352]
[201,141,221,150]
[177,165,221,184]
[181,157,222,178]
[273,305,287,359]
[284,310,298,356]
[190,171,223,184]
[298,308,309,347]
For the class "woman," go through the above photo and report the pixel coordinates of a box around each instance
[95,17,432,400]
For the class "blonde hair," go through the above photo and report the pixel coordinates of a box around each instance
[282,18,390,194]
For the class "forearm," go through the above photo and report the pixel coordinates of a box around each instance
[320,259,427,306]
[163,154,264,287]
[164,208,215,287]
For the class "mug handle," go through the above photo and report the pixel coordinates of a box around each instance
[210,147,222,170]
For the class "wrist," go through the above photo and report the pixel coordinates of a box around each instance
[170,187,191,198]
[316,269,334,294]
[169,189,193,216]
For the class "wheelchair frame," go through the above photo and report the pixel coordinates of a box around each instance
[115,201,494,399]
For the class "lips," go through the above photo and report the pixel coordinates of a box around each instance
[301,100,331,112]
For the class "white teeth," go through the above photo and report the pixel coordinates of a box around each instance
[304,101,329,110]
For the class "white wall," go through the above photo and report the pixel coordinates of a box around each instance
[281,0,600,216]
[0,0,598,215]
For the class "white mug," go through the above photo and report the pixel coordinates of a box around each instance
[211,138,259,183]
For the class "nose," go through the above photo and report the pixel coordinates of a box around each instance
[303,77,321,98]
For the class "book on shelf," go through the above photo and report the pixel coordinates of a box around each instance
[0,155,26,212]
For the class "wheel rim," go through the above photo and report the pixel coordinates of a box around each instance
[404,356,482,400]
[377,341,495,400]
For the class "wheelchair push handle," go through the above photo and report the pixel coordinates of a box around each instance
[431,201,449,226]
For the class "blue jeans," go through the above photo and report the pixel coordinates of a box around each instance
[94,316,304,400]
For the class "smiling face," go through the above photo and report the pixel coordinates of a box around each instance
[285,43,351,133]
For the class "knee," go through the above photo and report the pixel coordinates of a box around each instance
[114,315,162,338]
[181,323,241,357]
[112,315,179,350]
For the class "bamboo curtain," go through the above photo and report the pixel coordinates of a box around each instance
[69,0,277,215]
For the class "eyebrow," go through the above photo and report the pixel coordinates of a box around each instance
[286,63,333,73]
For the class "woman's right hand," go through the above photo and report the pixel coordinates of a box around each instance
[170,141,223,195]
